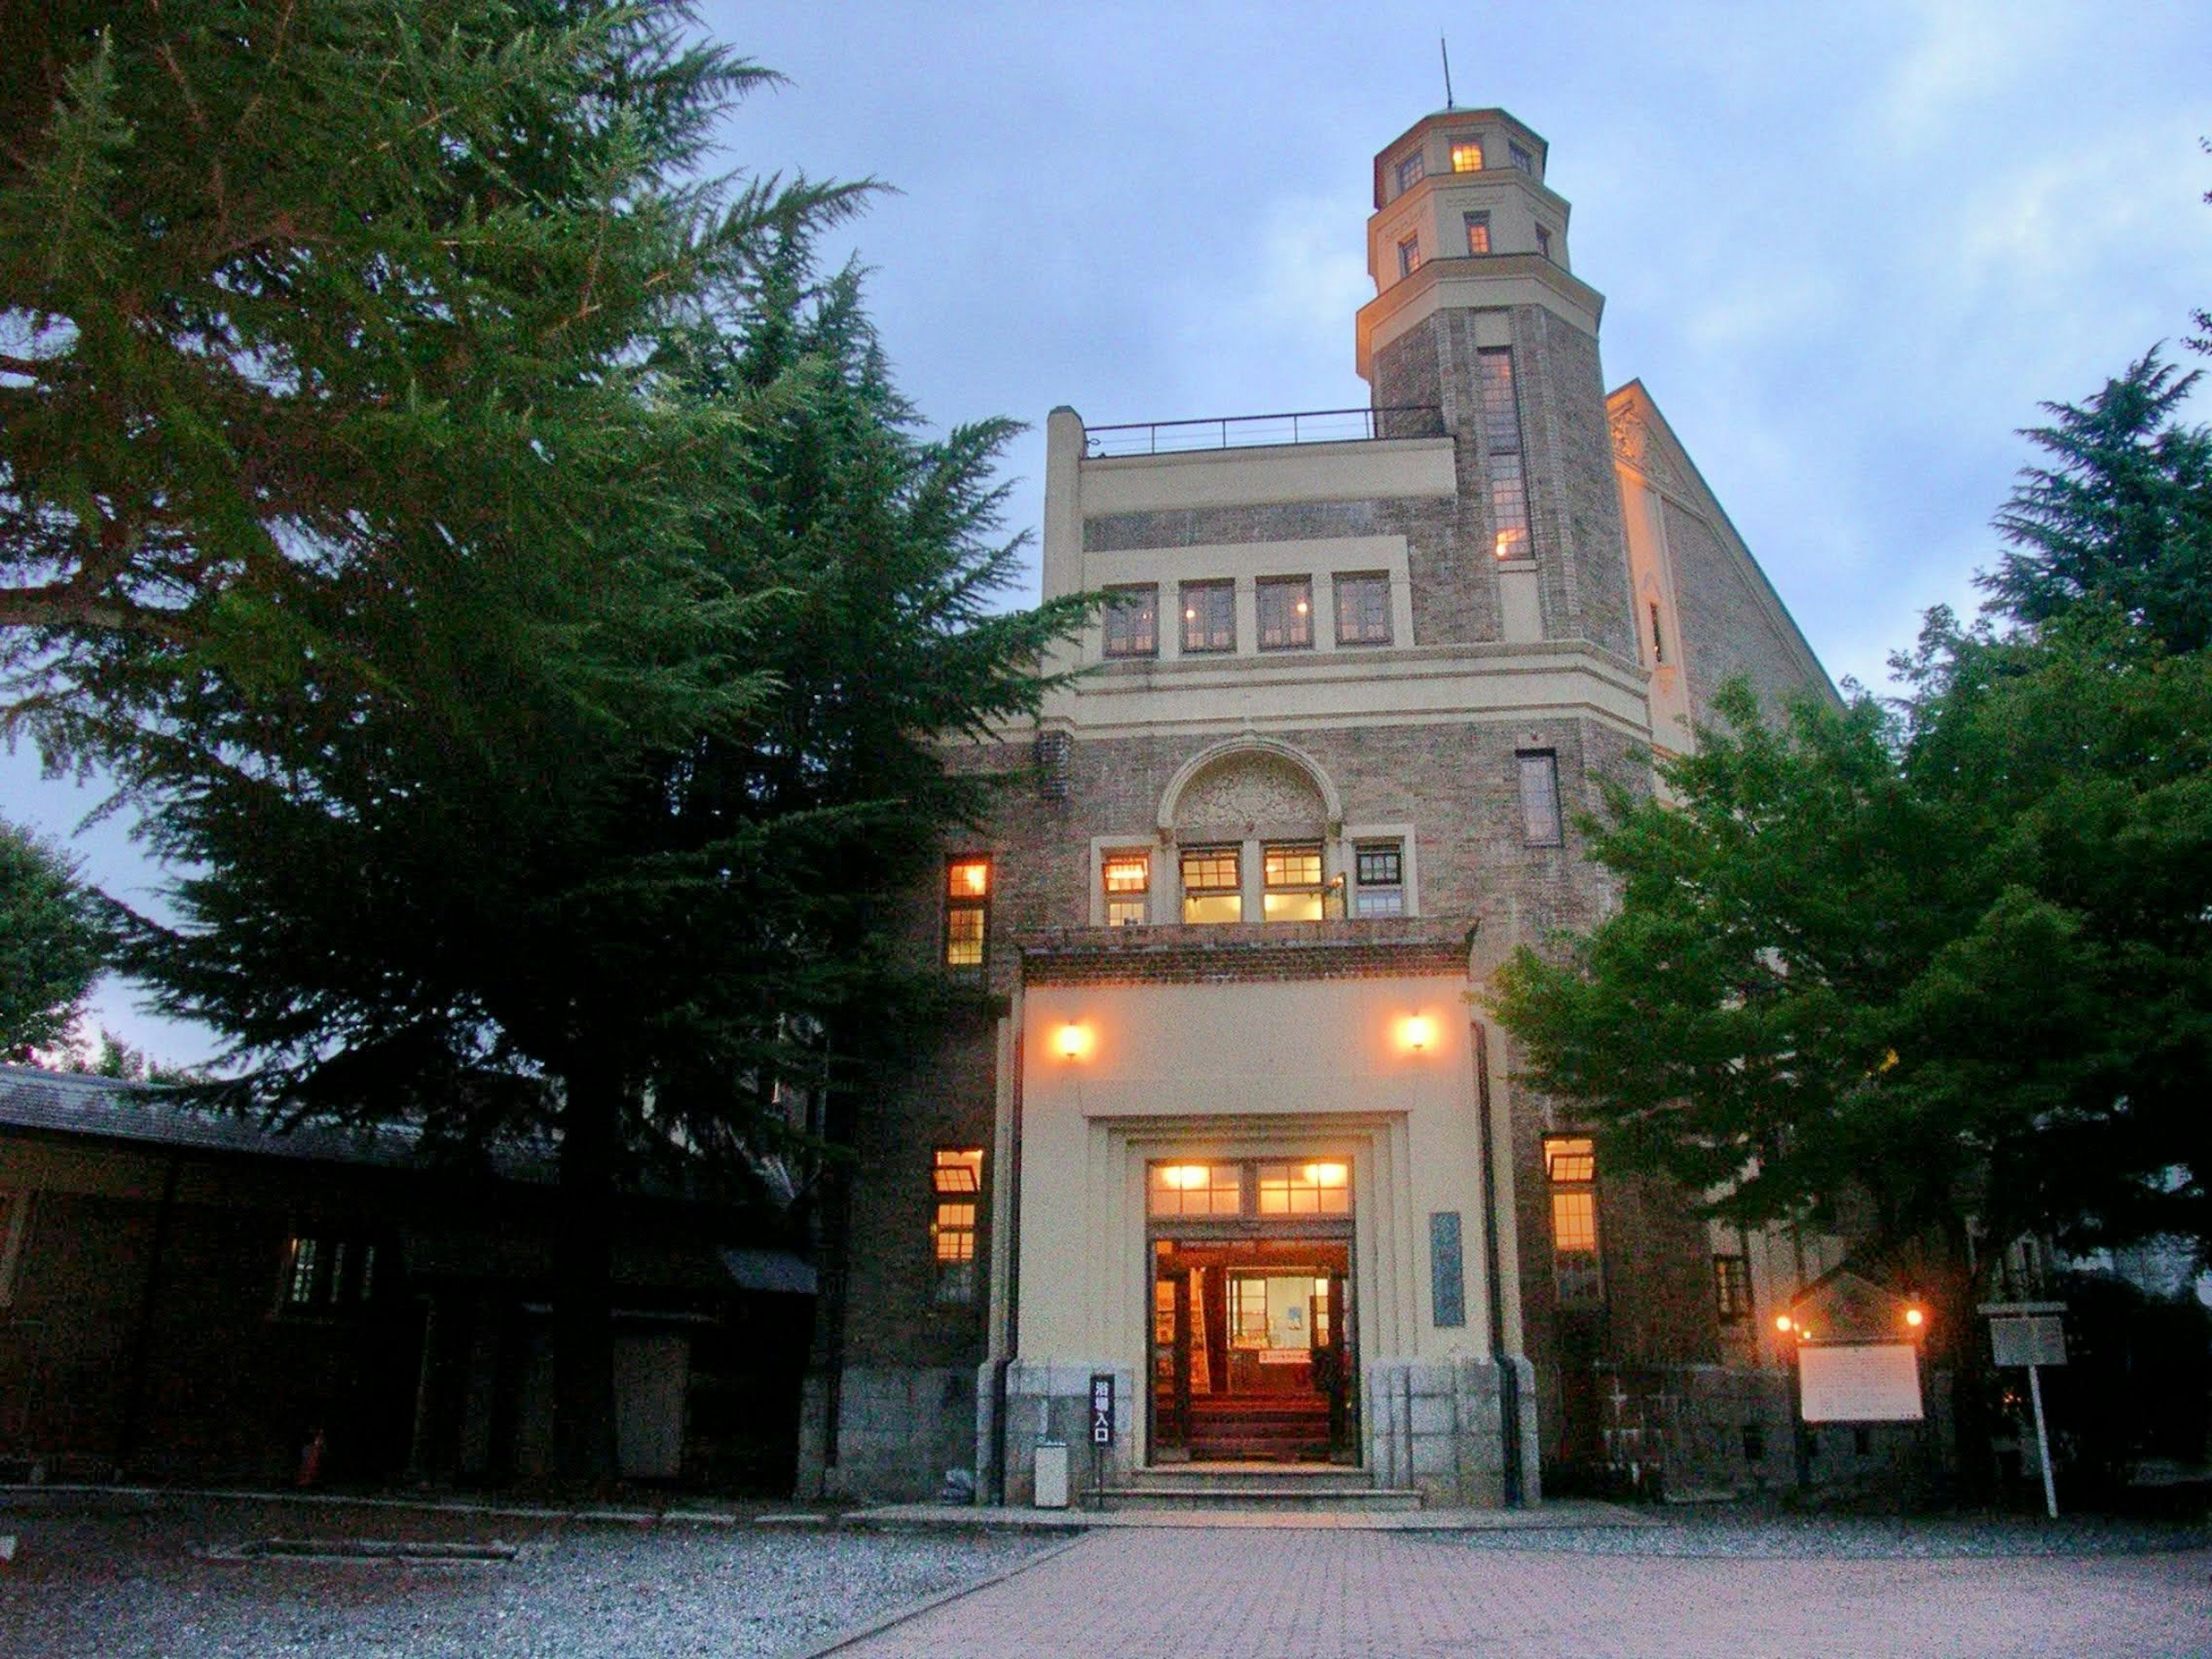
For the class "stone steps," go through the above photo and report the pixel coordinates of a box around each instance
[1103,1464,1422,1513]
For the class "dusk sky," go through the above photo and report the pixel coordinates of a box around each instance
[8,1,2209,1064]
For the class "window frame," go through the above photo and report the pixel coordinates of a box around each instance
[1463,210,1491,256]
[1714,1253,1753,1324]
[1508,141,1536,176]
[1102,583,1159,659]
[1396,232,1422,278]
[1517,751,1563,847]
[930,1147,984,1305]
[1448,135,1485,173]
[1394,150,1426,194]
[1543,1134,1603,1308]
[1534,224,1553,262]
[1351,839,1406,918]
[275,1230,381,1319]
[1178,579,1236,654]
[1101,847,1151,927]
[1260,840,1326,923]
[1333,571,1392,646]
[944,855,992,971]
[1255,576,1315,652]
[1179,843,1243,925]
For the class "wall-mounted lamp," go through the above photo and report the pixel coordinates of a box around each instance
[1397,1014,1437,1053]
[1055,1021,1092,1060]
[1903,1306,1926,1330]
[1774,1314,1795,1335]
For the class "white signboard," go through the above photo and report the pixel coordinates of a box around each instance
[1990,1315,2067,1369]
[1798,1341,1924,1423]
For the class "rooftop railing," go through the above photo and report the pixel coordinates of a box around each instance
[1083,404,1445,458]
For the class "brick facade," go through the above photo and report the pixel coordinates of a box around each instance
[802,107,1835,1508]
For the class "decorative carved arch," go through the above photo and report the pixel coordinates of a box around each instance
[1154,736,1344,840]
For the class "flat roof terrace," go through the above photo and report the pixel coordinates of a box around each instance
[1082,404,1445,458]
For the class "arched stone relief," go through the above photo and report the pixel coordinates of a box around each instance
[1156,737,1342,842]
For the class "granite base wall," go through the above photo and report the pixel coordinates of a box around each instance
[1362,1355,1541,1508]
[796,1365,976,1502]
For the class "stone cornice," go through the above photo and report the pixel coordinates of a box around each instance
[1020,918,1478,987]
[1357,255,1607,376]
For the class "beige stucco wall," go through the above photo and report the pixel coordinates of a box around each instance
[1013,974,1503,1464]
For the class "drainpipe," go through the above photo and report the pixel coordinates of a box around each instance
[1472,1022,1524,1506]
[990,1017,1025,1506]
[116,1149,181,1476]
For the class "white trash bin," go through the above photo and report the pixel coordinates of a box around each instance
[1032,1439,1070,1509]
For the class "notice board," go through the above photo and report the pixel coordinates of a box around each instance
[1798,1341,1923,1423]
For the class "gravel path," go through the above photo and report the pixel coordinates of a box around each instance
[0,1493,1055,1659]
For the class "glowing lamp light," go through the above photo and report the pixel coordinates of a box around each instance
[1160,1164,1209,1190]
[1055,1021,1092,1060]
[1904,1306,1925,1329]
[1399,1015,1437,1053]
[1774,1314,1794,1334]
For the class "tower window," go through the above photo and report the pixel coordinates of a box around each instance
[945,857,991,969]
[1395,150,1426,194]
[1463,211,1491,256]
[1353,841,1405,918]
[1518,752,1563,847]
[1103,850,1150,927]
[1262,842,1325,922]
[1509,141,1536,176]
[1103,584,1158,658]
[1449,135,1484,173]
[1478,347,1531,560]
[1256,577,1313,650]
[1180,844,1242,925]
[1397,233,1422,278]
[1180,581,1235,653]
[1649,601,1666,665]
[1334,572,1391,645]
[931,1149,983,1304]
[1544,1135,1603,1306]
[1535,224,1554,262]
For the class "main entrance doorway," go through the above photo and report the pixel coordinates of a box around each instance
[1146,1158,1357,1465]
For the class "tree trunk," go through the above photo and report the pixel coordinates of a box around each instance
[552,1066,622,1484]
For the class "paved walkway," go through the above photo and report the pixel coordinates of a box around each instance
[816,1527,2212,1658]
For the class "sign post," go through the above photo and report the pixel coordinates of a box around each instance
[1981,1302,2066,1520]
[1089,1373,1115,1510]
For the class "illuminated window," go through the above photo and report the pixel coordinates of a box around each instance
[1257,1161,1351,1217]
[1397,233,1422,278]
[1103,851,1150,927]
[1262,842,1325,922]
[1353,842,1404,918]
[1544,1135,1602,1306]
[1395,150,1425,194]
[945,857,990,969]
[1334,572,1392,645]
[1311,1276,1332,1345]
[278,1233,378,1315]
[1518,752,1562,847]
[1255,577,1313,650]
[1534,224,1553,262]
[1463,210,1491,255]
[1649,601,1666,666]
[1449,135,1484,172]
[1103,585,1158,658]
[1714,1255,1752,1324]
[1149,1162,1243,1217]
[932,1149,983,1303]
[1180,581,1235,653]
[1477,347,1530,560]
[1180,844,1241,925]
[1508,141,1535,176]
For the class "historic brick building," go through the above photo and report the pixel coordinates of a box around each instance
[799,108,1835,1508]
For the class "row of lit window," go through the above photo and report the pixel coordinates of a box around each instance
[1395,211,1554,281]
[1103,571,1392,660]
[1148,1159,1351,1219]
[942,755,1563,967]
[1391,133,1537,197]
[931,1147,984,1304]
[1103,839,1405,928]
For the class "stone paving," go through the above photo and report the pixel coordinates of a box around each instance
[821,1525,2212,1658]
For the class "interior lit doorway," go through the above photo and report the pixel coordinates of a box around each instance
[1146,1158,1357,1465]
